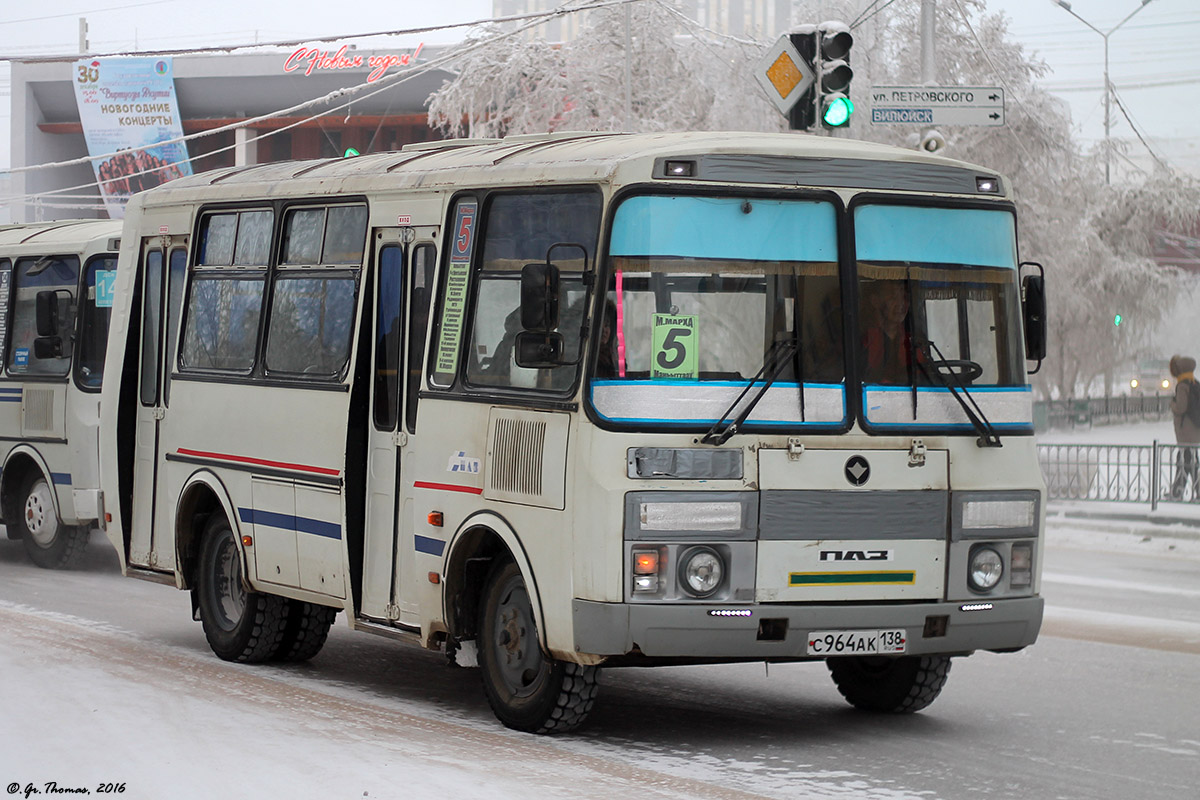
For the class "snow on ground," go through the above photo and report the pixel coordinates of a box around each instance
[0,601,758,800]
[1036,418,1175,445]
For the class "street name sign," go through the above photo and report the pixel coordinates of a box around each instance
[869,86,1005,127]
[755,35,816,116]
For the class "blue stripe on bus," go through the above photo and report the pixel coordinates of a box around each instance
[237,507,342,540]
[51,472,72,485]
[414,535,446,557]
[0,386,22,393]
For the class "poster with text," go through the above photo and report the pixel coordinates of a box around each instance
[73,57,192,219]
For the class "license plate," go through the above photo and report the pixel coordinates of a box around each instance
[807,629,907,656]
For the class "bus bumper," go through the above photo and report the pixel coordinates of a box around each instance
[571,596,1043,659]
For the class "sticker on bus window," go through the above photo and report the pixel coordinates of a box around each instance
[95,269,117,308]
[14,348,29,368]
[433,200,478,381]
[651,313,698,380]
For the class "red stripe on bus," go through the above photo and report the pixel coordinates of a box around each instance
[413,480,484,495]
[176,448,341,477]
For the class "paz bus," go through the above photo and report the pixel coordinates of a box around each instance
[0,220,119,569]
[98,131,1048,733]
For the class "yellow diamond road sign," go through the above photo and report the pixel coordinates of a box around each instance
[767,52,804,97]
[755,34,816,116]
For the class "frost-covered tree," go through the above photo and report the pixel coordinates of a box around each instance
[426,0,1196,400]
[427,1,781,137]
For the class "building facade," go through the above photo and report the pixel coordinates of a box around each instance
[8,44,451,222]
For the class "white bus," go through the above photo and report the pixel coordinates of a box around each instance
[99,131,1047,733]
[0,220,119,569]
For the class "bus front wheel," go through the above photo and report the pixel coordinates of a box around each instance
[196,515,288,663]
[18,474,88,570]
[477,559,599,733]
[826,654,951,713]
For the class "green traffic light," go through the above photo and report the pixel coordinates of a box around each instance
[1114,313,1123,326]
[823,96,854,127]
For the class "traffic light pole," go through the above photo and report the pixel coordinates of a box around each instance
[920,0,938,150]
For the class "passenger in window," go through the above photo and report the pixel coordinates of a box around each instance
[860,279,919,385]
[595,299,619,378]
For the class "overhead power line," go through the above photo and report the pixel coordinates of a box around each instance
[0,0,629,62]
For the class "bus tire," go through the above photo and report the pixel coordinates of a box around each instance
[478,559,598,733]
[826,654,951,713]
[196,515,288,663]
[18,474,89,570]
[274,600,337,663]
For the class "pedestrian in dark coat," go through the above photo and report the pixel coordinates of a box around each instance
[1168,354,1199,499]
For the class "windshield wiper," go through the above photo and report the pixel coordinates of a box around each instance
[702,337,799,446]
[919,340,1002,448]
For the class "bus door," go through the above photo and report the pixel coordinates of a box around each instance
[361,230,436,624]
[129,236,188,569]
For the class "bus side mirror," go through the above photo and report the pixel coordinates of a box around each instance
[35,290,61,337]
[33,337,64,359]
[521,262,560,333]
[514,331,565,368]
[1021,266,1046,365]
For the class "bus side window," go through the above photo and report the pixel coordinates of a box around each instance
[373,244,404,430]
[139,250,164,405]
[0,259,11,369]
[264,204,364,380]
[464,191,601,392]
[406,243,436,433]
[162,248,188,403]
[180,209,273,374]
[77,255,116,390]
[8,255,80,377]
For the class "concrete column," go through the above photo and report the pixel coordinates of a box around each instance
[234,126,258,167]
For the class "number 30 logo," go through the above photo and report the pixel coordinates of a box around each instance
[77,64,100,84]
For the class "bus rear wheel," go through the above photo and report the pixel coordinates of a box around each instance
[19,474,88,570]
[478,560,598,733]
[274,600,337,663]
[826,654,952,713]
[196,515,288,663]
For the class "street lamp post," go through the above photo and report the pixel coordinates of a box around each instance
[1049,0,1156,184]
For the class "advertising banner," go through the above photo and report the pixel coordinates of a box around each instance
[72,57,192,218]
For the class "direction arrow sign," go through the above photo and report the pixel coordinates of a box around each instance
[869,85,1005,127]
[754,35,816,116]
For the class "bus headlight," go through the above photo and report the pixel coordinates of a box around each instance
[968,546,1004,592]
[962,499,1035,530]
[639,501,743,531]
[679,546,724,598]
[953,491,1039,540]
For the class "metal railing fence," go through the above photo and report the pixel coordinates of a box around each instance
[1037,441,1200,510]
[1035,395,1172,431]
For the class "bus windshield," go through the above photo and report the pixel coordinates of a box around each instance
[853,204,1028,431]
[591,195,1030,434]
[593,194,845,430]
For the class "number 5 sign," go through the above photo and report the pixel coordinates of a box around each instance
[651,314,698,380]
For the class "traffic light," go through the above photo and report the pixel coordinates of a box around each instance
[817,24,854,129]
[784,23,854,131]
[1114,313,1123,326]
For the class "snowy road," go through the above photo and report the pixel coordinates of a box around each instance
[1,528,1197,800]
